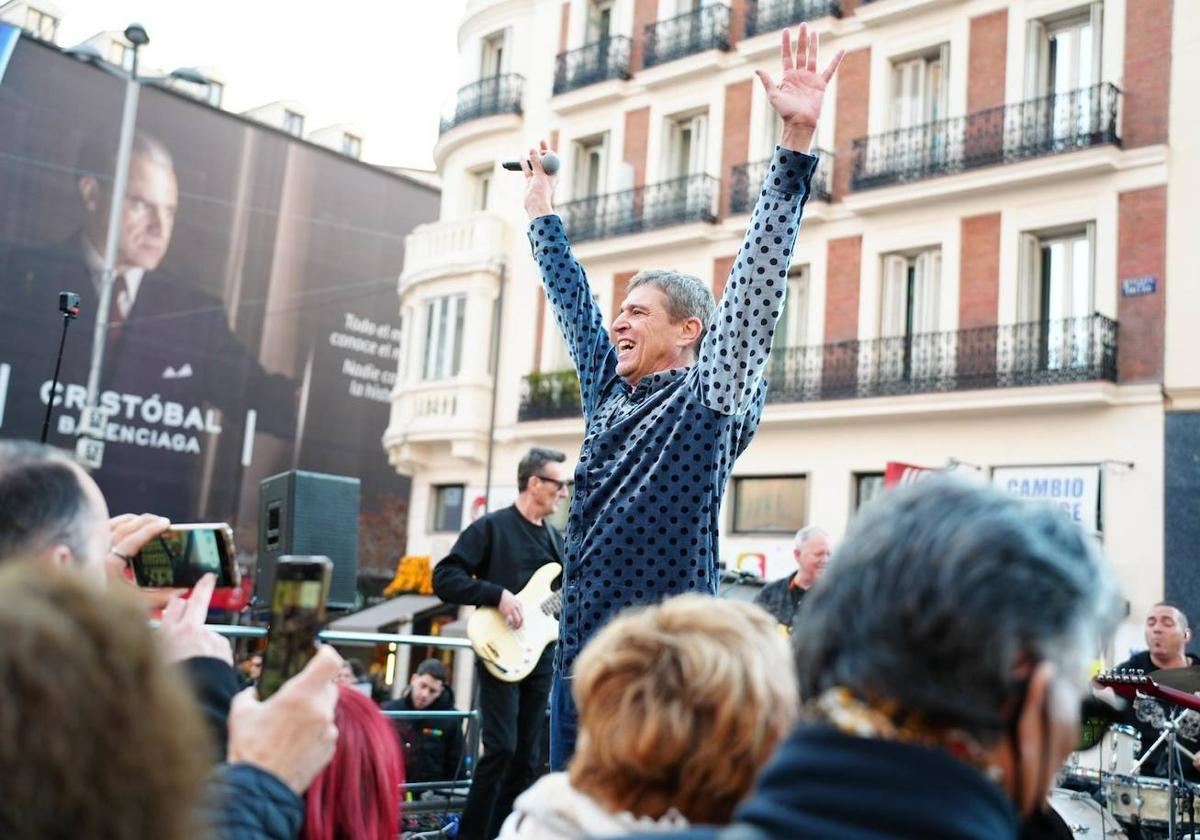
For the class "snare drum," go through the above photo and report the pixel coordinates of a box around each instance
[1046,788,1128,838]
[1106,775,1193,827]
[1062,725,1142,784]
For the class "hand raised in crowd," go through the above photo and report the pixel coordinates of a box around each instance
[755,23,845,151]
[523,139,556,221]
[499,588,524,630]
[226,645,343,794]
[157,572,234,665]
[105,512,187,609]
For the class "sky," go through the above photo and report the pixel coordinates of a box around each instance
[53,0,467,170]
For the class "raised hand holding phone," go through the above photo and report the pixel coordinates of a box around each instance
[257,555,333,700]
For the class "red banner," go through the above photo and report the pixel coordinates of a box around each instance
[883,462,940,488]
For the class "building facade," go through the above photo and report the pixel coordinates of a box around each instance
[387,0,1194,653]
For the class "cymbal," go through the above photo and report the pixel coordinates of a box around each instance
[1151,667,1200,694]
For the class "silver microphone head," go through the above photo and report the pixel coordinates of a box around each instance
[540,151,560,175]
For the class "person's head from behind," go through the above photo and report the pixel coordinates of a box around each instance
[611,270,716,387]
[77,131,178,272]
[516,446,570,518]
[0,440,112,586]
[0,563,208,839]
[568,594,798,824]
[1144,602,1191,661]
[792,525,830,587]
[408,658,449,710]
[303,686,404,840]
[794,476,1121,817]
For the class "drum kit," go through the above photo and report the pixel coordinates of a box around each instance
[1046,669,1200,839]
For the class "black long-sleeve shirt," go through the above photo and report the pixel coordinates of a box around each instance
[432,505,564,608]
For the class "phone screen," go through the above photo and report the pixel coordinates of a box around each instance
[257,556,331,699]
[132,524,237,589]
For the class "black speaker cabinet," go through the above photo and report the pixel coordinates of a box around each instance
[258,470,360,610]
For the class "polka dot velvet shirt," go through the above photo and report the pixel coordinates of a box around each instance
[527,146,818,674]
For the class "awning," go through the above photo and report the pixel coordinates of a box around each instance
[328,594,447,633]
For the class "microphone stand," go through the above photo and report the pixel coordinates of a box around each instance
[41,296,80,444]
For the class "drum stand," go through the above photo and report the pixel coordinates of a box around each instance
[1131,710,1195,839]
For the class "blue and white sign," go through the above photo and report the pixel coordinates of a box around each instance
[993,464,1101,533]
[1121,276,1158,297]
[0,23,19,86]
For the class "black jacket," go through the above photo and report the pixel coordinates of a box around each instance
[204,763,304,840]
[384,685,466,784]
[623,724,1018,840]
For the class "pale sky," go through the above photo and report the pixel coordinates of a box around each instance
[53,0,467,170]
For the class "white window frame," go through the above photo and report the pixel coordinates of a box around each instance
[1025,2,1104,100]
[663,111,708,180]
[469,165,493,212]
[586,0,615,43]
[282,110,304,137]
[421,295,467,381]
[341,133,363,159]
[481,30,508,78]
[571,133,609,200]
[1015,222,1096,372]
[890,44,950,130]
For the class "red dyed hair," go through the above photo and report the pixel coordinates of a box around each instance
[303,686,404,840]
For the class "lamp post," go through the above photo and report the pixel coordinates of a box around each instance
[69,23,209,467]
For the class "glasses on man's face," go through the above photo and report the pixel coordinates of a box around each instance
[534,475,568,491]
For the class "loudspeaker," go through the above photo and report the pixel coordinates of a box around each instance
[258,470,360,610]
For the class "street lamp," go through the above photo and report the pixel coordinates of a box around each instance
[66,24,210,467]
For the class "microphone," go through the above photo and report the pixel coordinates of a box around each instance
[501,151,560,175]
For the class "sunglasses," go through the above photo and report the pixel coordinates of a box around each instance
[534,474,568,491]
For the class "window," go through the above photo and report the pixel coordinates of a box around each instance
[878,248,943,381]
[481,31,506,77]
[466,165,492,212]
[571,134,608,200]
[891,46,949,130]
[206,81,224,108]
[854,472,886,512]
[282,110,305,137]
[665,112,707,179]
[342,133,363,159]
[775,264,810,349]
[24,8,58,41]
[1025,4,1103,145]
[732,475,808,534]
[429,485,465,533]
[1018,225,1095,369]
[586,0,614,42]
[421,295,467,381]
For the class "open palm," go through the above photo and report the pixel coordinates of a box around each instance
[756,24,844,131]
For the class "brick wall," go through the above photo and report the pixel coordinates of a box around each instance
[534,296,546,370]
[559,2,570,54]
[713,255,735,301]
[959,213,1001,329]
[729,0,748,45]
[825,236,862,342]
[630,0,659,73]
[720,80,753,217]
[1123,0,1173,148]
[833,48,870,199]
[623,107,651,188]
[967,10,1007,113]
[1117,186,1167,382]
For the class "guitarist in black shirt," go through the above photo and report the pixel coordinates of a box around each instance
[432,446,569,840]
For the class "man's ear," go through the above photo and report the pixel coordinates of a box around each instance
[677,316,704,349]
[1012,660,1055,815]
[78,176,100,212]
[42,543,76,572]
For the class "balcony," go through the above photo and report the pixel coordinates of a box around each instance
[517,370,582,422]
[515,316,1118,421]
[400,213,508,289]
[765,314,1117,403]
[730,149,833,213]
[554,37,632,95]
[644,5,731,69]
[384,378,497,472]
[852,83,1121,191]
[559,174,719,243]
[745,0,842,38]
[438,74,524,134]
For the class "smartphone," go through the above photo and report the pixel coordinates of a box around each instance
[257,555,332,699]
[131,524,239,589]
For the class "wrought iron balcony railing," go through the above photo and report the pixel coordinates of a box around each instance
[518,370,582,421]
[644,4,731,68]
[730,149,833,213]
[852,83,1121,191]
[439,74,524,134]
[745,0,842,38]
[559,174,719,243]
[765,314,1118,403]
[516,315,1117,420]
[554,36,632,95]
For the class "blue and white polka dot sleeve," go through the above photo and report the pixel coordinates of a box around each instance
[697,146,818,416]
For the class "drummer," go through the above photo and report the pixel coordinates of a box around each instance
[1114,602,1200,779]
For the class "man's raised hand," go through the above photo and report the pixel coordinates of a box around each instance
[755,23,845,151]
[523,139,557,221]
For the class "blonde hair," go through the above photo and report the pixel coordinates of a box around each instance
[568,594,798,825]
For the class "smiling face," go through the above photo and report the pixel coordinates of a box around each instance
[610,283,703,388]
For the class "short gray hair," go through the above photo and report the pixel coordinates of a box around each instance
[793,476,1121,745]
[0,441,93,566]
[794,526,827,551]
[628,270,716,353]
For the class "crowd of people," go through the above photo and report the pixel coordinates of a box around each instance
[0,24,1168,840]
